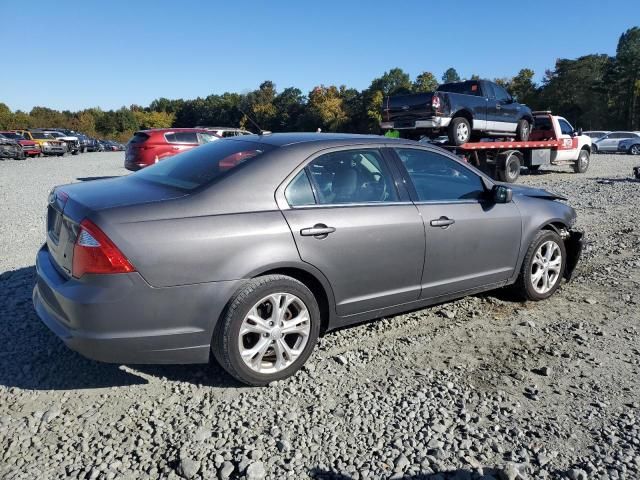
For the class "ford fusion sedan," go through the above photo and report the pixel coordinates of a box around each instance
[33,134,583,386]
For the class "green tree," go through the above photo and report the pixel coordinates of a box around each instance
[369,68,412,96]
[413,71,438,93]
[0,103,12,129]
[509,68,537,105]
[442,67,461,84]
[306,85,348,131]
[612,27,640,129]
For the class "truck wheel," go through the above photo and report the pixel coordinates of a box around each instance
[516,119,531,141]
[448,117,471,145]
[630,144,640,155]
[573,149,590,173]
[497,152,521,183]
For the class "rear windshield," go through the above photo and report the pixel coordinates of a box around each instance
[135,139,275,191]
[534,116,553,130]
[437,81,481,96]
[129,132,150,144]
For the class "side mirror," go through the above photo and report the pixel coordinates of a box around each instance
[493,185,513,203]
[576,127,583,136]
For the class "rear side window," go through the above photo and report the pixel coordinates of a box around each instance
[129,132,149,144]
[396,148,484,202]
[285,171,315,206]
[135,140,275,191]
[174,131,199,143]
[305,149,398,204]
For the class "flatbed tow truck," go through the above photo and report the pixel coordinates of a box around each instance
[424,112,592,183]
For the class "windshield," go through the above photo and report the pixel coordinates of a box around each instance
[135,139,275,191]
[0,132,23,140]
[30,132,54,139]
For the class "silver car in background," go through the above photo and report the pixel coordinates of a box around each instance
[592,131,640,153]
[618,134,640,155]
[33,134,583,385]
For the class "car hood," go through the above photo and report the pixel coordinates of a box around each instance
[506,183,567,201]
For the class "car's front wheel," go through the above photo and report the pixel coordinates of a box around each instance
[630,144,640,155]
[515,230,566,301]
[212,275,320,386]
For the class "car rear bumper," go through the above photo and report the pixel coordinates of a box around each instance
[33,244,240,364]
[381,117,451,130]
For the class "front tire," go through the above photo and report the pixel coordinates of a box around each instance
[448,117,471,145]
[514,230,566,301]
[516,119,531,141]
[212,275,320,386]
[630,144,640,155]
[573,149,590,173]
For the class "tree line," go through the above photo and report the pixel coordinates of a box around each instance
[1,27,638,142]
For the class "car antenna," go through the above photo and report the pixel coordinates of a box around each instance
[238,107,270,135]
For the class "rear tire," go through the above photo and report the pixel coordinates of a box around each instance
[497,152,521,183]
[212,275,320,386]
[448,117,471,146]
[516,119,531,141]
[514,230,566,301]
[592,144,598,154]
[573,149,590,173]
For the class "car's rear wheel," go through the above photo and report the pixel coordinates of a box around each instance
[516,119,531,141]
[592,144,598,154]
[630,144,640,155]
[448,117,471,145]
[212,275,320,386]
[573,149,590,173]
[514,230,566,301]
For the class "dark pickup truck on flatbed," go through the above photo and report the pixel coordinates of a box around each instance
[381,79,534,145]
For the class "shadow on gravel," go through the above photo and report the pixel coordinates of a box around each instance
[596,177,640,184]
[0,266,147,391]
[310,468,506,479]
[76,176,118,181]
[133,362,247,389]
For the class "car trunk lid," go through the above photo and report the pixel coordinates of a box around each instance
[46,176,187,276]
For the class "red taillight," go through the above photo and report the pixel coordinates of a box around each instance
[72,219,135,277]
[432,95,441,111]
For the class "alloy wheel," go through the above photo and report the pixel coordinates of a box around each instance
[530,240,562,294]
[238,293,310,374]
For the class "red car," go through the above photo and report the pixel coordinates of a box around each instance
[1,131,41,157]
[125,128,220,171]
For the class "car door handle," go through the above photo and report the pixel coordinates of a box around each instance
[430,217,455,228]
[300,224,336,238]
[496,104,502,110]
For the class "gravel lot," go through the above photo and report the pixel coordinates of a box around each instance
[1,151,639,480]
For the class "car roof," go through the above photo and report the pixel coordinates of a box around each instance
[139,128,214,133]
[224,132,413,147]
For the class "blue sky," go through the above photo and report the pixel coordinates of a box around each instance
[2,0,639,112]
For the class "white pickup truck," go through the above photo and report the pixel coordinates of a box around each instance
[441,111,592,183]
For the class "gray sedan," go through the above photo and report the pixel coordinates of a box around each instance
[33,133,583,385]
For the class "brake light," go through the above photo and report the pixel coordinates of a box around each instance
[72,219,135,277]
[432,95,441,111]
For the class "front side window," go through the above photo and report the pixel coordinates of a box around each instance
[558,119,574,135]
[494,85,511,102]
[395,148,485,202]
[305,149,398,205]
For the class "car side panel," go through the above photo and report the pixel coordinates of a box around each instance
[98,210,301,288]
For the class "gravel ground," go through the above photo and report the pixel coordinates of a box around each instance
[1,151,639,480]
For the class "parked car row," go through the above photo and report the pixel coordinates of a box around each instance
[584,130,640,155]
[0,128,124,160]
